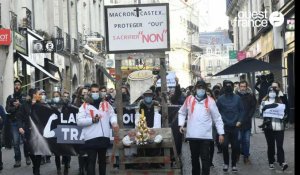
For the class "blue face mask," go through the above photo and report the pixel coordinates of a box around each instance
[91,93,100,100]
[196,89,206,98]
[144,96,153,104]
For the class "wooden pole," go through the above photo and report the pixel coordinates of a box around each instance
[159,54,169,127]
[115,58,124,128]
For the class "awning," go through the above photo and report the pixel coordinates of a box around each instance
[45,60,62,81]
[214,57,285,76]
[98,65,115,83]
[18,53,59,82]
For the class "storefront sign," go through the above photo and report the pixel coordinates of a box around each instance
[33,40,56,53]
[14,32,27,55]
[237,51,246,61]
[229,50,237,59]
[105,3,170,53]
[0,29,11,45]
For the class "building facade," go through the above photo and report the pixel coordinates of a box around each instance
[226,0,294,121]
[0,0,108,105]
[199,30,238,87]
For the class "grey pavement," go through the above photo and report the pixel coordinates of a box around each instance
[0,118,295,174]
[181,118,295,175]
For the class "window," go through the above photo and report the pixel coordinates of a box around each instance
[209,61,212,67]
[215,47,220,54]
[217,60,221,66]
[206,48,212,54]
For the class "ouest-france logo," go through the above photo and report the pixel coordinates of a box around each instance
[231,10,284,28]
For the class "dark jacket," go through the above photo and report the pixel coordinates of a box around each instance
[216,93,245,127]
[170,85,185,105]
[16,100,33,131]
[5,92,25,121]
[139,100,160,128]
[236,88,257,130]
[255,80,272,104]
[0,105,6,130]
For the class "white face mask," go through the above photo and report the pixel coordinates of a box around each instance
[269,92,276,98]
[41,95,46,101]
[53,97,60,103]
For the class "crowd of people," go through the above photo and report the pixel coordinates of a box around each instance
[0,74,290,175]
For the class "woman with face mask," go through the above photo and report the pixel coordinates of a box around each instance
[259,86,288,171]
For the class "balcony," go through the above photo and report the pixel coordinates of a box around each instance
[64,33,71,52]
[10,12,18,31]
[72,38,78,54]
[21,8,32,29]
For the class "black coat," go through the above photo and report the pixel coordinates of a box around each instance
[236,89,257,130]
[139,100,160,128]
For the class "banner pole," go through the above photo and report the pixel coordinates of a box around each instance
[21,77,51,88]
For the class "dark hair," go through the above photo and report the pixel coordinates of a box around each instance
[100,86,107,91]
[272,81,281,88]
[239,80,248,87]
[52,91,61,97]
[28,88,39,99]
[14,79,22,85]
[234,81,240,85]
[206,88,216,100]
[90,83,99,90]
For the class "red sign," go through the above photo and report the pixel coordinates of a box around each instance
[237,51,246,61]
[109,68,115,76]
[0,29,11,45]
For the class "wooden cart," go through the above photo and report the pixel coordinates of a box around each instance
[110,128,182,175]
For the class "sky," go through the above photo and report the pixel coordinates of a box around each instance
[198,0,229,32]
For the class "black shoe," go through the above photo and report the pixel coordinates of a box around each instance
[210,163,214,167]
[26,156,31,165]
[281,163,288,171]
[223,164,228,172]
[13,161,21,168]
[217,150,222,153]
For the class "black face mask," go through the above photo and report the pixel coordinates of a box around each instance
[224,86,233,94]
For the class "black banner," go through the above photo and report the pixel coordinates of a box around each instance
[29,104,181,155]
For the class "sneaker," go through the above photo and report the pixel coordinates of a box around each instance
[26,157,31,165]
[281,163,288,171]
[13,161,21,168]
[269,164,275,169]
[232,166,238,172]
[223,164,229,172]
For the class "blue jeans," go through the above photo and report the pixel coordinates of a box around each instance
[11,122,21,161]
[238,129,251,157]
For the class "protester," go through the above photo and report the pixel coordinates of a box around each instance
[77,84,119,175]
[216,80,244,172]
[16,88,43,175]
[0,104,6,170]
[179,80,224,175]
[5,79,31,167]
[50,91,71,175]
[259,86,288,171]
[205,88,218,167]
[271,81,290,125]
[235,81,257,164]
